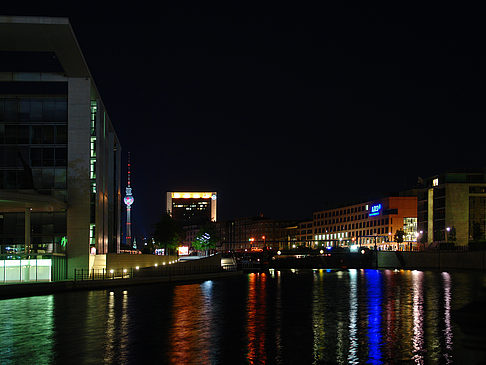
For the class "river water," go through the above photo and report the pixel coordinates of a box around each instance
[1,269,485,364]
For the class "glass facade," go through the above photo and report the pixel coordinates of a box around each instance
[0,96,67,197]
[469,196,486,241]
[90,101,97,251]
[0,89,68,255]
[172,198,212,225]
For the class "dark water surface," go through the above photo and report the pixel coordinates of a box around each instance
[1,269,485,364]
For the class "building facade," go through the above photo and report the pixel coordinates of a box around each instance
[0,16,121,281]
[215,216,300,251]
[311,195,418,250]
[417,170,486,246]
[166,192,217,225]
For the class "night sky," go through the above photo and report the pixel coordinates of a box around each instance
[3,5,484,237]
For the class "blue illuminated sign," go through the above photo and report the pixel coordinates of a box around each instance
[369,203,382,216]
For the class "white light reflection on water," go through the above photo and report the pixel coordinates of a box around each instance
[442,272,453,364]
[412,270,425,364]
[119,290,129,361]
[0,295,54,364]
[104,291,116,363]
[347,269,359,365]
[312,269,326,364]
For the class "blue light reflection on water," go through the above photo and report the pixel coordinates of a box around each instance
[0,269,484,364]
[365,269,382,365]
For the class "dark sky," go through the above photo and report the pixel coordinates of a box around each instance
[3,4,485,237]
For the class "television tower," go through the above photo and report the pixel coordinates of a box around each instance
[123,152,134,246]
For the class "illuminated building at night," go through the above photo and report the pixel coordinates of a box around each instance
[166,192,217,225]
[417,169,486,246]
[183,216,300,252]
[310,195,418,250]
[0,16,122,281]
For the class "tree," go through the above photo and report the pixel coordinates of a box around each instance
[153,213,184,255]
[191,223,219,255]
[394,229,405,247]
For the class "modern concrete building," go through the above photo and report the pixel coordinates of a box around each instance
[417,169,486,246]
[311,195,418,250]
[166,192,217,225]
[0,16,122,282]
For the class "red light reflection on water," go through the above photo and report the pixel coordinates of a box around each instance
[246,273,267,364]
[167,284,210,365]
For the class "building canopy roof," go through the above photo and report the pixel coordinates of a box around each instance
[0,16,90,77]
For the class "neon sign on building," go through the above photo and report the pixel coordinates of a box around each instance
[369,203,382,216]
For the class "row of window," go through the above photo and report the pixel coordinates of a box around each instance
[0,124,67,145]
[0,147,67,169]
[0,97,67,123]
[314,205,369,219]
[314,213,386,225]
[306,217,391,233]
[315,226,391,236]
[0,168,66,189]
[0,212,66,235]
[30,147,67,167]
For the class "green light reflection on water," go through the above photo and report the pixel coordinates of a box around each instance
[0,295,54,364]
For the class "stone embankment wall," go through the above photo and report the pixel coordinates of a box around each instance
[377,251,486,270]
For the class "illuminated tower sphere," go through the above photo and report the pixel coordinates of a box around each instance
[123,153,134,246]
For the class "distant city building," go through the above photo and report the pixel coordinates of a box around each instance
[0,16,122,282]
[297,220,313,245]
[417,169,486,246]
[212,216,300,251]
[311,195,418,250]
[166,192,217,225]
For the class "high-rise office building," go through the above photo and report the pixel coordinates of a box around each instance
[166,192,217,225]
[0,16,121,281]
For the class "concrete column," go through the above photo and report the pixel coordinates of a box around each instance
[66,77,91,279]
[24,207,31,254]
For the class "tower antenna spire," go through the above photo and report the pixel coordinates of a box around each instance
[123,152,134,247]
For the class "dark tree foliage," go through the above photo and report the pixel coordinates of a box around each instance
[153,213,184,254]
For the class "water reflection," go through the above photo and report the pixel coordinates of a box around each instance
[366,270,382,365]
[0,269,484,364]
[167,283,212,364]
[104,291,116,362]
[412,270,425,364]
[0,295,54,364]
[246,273,267,364]
[348,269,359,364]
[442,272,453,364]
[312,269,326,363]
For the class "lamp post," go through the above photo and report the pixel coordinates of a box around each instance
[445,227,450,248]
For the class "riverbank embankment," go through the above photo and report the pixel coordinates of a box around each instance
[378,250,486,270]
[0,270,243,299]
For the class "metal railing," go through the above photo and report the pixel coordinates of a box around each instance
[74,262,233,281]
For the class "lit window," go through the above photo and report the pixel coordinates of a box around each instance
[433,178,439,186]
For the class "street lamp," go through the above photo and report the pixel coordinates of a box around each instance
[249,237,255,251]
